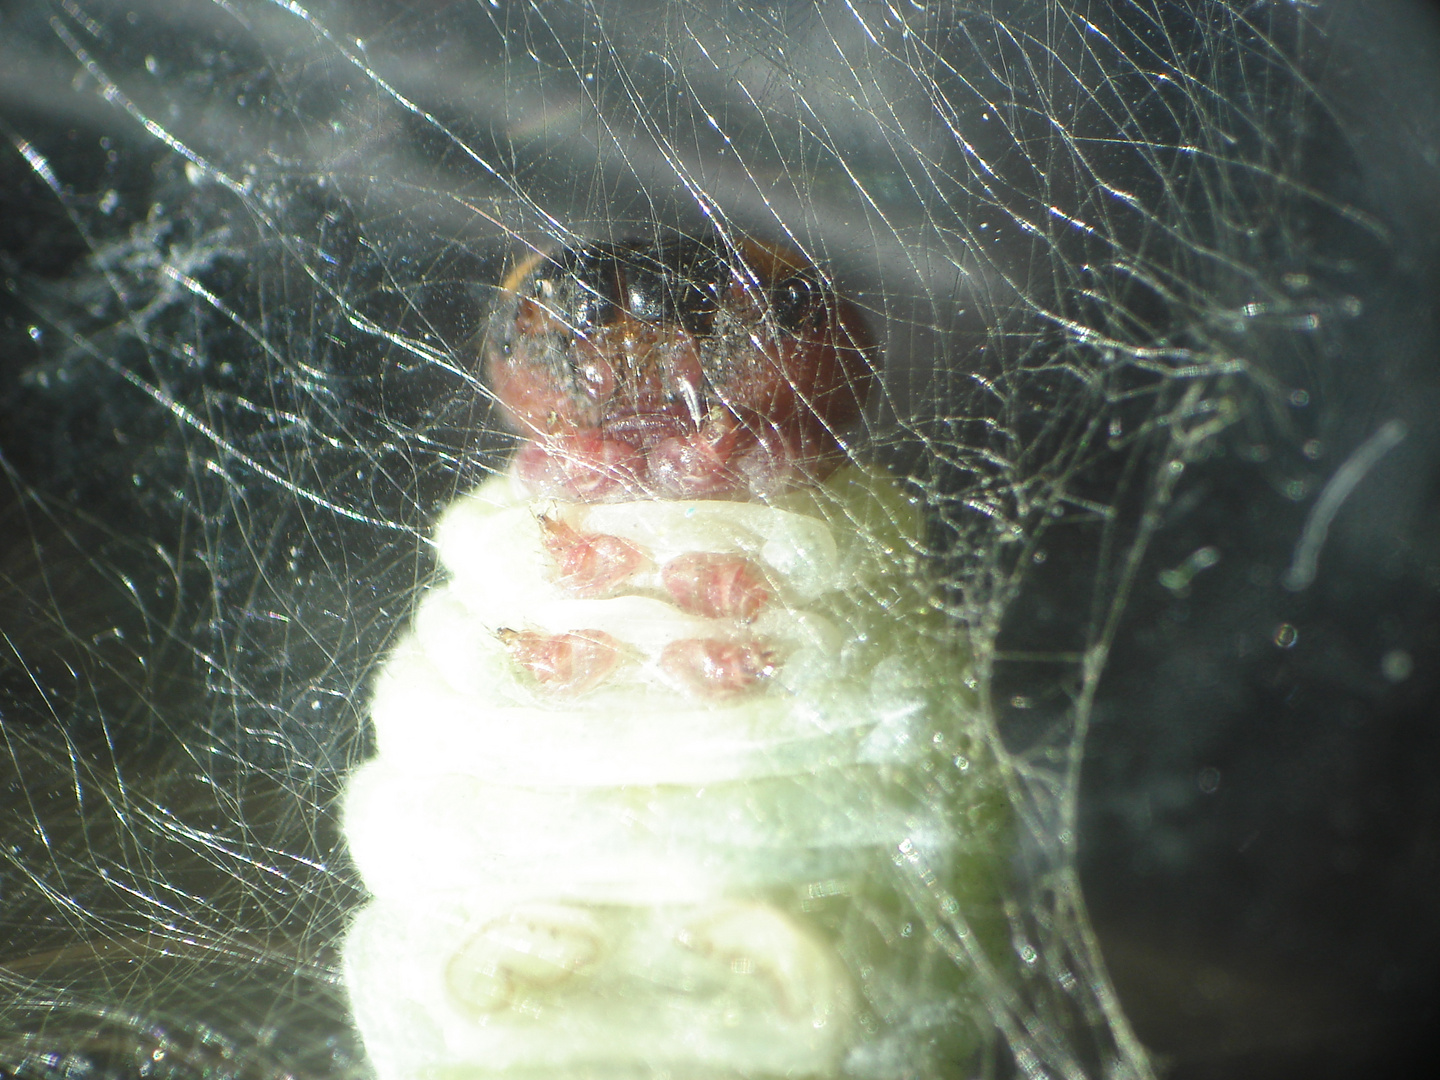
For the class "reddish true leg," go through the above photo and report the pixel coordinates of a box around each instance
[660,638,778,698]
[661,552,772,620]
[541,516,649,597]
[500,629,625,695]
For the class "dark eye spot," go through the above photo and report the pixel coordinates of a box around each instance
[546,245,622,330]
[618,236,725,334]
[771,275,817,331]
[624,261,669,323]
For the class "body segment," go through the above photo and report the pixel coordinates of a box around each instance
[342,234,1001,1079]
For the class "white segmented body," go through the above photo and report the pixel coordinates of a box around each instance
[342,464,1000,1079]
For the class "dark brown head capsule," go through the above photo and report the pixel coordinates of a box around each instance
[483,232,877,501]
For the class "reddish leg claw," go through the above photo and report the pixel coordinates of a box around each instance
[661,552,772,620]
[540,516,649,597]
[660,638,779,699]
[500,629,625,695]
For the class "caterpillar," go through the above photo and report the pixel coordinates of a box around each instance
[341,232,1006,1079]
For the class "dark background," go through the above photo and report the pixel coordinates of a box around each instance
[4,1,1440,1077]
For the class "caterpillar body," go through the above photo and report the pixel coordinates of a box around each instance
[342,234,1004,1079]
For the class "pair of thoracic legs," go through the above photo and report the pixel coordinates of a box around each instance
[500,517,780,697]
[513,417,807,502]
[500,629,778,698]
[539,515,772,618]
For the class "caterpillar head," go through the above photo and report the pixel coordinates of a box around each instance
[482,233,877,501]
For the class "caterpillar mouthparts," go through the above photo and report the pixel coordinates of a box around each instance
[483,232,878,502]
[342,234,1003,1079]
